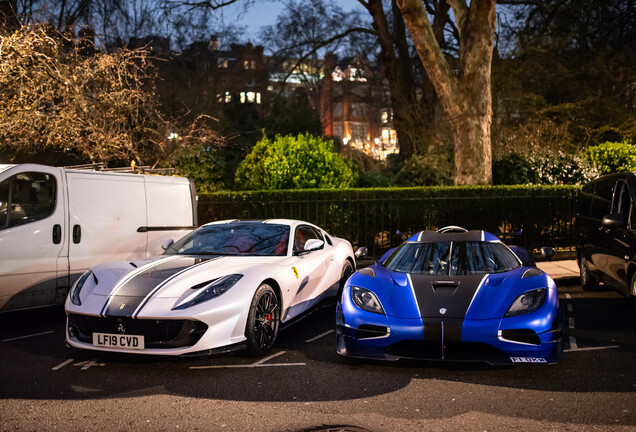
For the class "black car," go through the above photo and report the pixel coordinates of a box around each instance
[576,172,636,309]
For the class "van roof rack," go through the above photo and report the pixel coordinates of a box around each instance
[63,163,175,175]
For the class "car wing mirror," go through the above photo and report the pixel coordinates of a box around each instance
[304,239,324,252]
[602,213,625,227]
[161,239,174,250]
[355,247,368,259]
[540,246,555,260]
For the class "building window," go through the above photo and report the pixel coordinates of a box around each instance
[381,111,389,124]
[224,92,231,103]
[240,92,259,104]
[240,92,246,103]
[381,128,390,143]
[256,92,261,104]
[333,122,344,139]
[351,122,367,141]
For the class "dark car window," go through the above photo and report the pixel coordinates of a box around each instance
[165,223,290,256]
[612,181,631,221]
[384,241,521,275]
[293,225,322,254]
[590,180,615,220]
[0,172,57,230]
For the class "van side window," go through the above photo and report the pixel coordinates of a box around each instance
[0,172,57,230]
[590,180,614,220]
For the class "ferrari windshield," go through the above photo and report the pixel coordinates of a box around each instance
[165,223,290,256]
[384,241,521,275]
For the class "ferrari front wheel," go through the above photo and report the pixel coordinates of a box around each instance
[245,283,280,356]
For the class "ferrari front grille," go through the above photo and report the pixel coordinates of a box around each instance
[68,314,208,349]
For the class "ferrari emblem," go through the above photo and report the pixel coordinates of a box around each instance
[119,303,126,310]
[292,267,298,279]
[439,308,447,315]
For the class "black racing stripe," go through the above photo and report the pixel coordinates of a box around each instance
[409,274,486,319]
[103,257,211,317]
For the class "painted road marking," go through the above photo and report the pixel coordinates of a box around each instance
[568,317,575,328]
[567,304,574,313]
[190,350,306,369]
[565,345,620,353]
[1,331,55,342]
[568,336,578,350]
[305,329,334,343]
[52,359,74,371]
[52,359,105,371]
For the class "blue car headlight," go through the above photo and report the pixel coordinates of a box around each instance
[172,274,243,310]
[70,271,94,306]
[351,286,385,315]
[505,288,546,317]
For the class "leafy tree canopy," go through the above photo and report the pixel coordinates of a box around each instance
[235,133,357,190]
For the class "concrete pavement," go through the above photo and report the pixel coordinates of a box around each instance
[537,259,579,281]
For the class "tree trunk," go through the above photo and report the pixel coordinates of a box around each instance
[397,0,496,185]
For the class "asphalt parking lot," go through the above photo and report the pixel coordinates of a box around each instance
[1,272,635,431]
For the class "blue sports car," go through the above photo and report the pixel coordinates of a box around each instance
[336,227,563,364]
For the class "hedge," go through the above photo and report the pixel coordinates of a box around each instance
[198,185,580,257]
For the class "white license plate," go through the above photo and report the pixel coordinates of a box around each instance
[93,332,145,350]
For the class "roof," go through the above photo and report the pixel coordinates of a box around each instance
[406,230,501,243]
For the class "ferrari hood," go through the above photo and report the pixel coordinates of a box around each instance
[88,254,282,317]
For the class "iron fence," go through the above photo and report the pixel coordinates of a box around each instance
[198,186,579,258]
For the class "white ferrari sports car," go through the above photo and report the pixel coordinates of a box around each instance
[65,219,355,356]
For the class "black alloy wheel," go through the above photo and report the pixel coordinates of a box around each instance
[245,283,280,356]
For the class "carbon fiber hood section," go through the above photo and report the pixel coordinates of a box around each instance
[409,274,487,319]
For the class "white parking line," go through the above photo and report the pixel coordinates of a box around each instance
[568,336,578,350]
[189,350,306,369]
[567,304,574,313]
[568,317,575,328]
[565,345,620,353]
[52,359,74,371]
[305,329,334,343]
[1,331,55,342]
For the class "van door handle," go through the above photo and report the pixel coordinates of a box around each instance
[52,224,61,244]
[72,224,81,244]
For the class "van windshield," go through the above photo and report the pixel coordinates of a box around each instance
[383,241,521,275]
[164,223,290,257]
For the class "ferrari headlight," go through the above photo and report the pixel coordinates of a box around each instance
[172,274,243,310]
[70,271,93,306]
[505,288,546,317]
[351,286,385,314]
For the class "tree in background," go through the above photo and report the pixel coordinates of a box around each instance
[235,133,358,190]
[493,0,636,155]
[0,24,222,166]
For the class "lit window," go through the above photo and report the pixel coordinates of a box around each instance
[381,129,390,142]
[224,92,231,103]
[256,92,261,104]
[381,111,389,124]
[251,60,256,69]
[243,60,249,69]
[240,92,246,103]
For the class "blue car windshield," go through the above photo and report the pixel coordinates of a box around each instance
[384,241,521,275]
[164,223,290,256]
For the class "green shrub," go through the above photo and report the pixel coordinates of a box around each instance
[394,153,453,186]
[169,145,226,192]
[584,139,636,175]
[493,150,597,185]
[356,170,393,188]
[234,133,357,190]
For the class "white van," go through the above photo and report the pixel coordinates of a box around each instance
[0,164,197,312]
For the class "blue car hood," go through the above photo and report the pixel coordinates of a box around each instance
[349,265,551,320]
